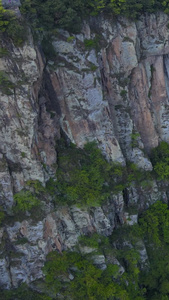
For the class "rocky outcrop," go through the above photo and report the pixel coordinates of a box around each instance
[0,36,60,211]
[0,192,123,288]
[0,181,163,288]
[45,12,169,168]
[0,39,45,190]
[1,11,169,289]
[1,12,169,208]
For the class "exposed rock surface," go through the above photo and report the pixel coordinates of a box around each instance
[46,12,169,165]
[1,11,169,288]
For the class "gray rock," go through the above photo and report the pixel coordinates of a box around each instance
[0,258,11,289]
[92,255,107,270]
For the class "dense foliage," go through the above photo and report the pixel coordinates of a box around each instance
[19,0,169,34]
[13,190,40,212]
[40,202,169,300]
[139,201,169,299]
[46,141,119,206]
[1,201,169,299]
[46,141,151,207]
[43,241,133,300]
[0,283,52,300]
[0,70,15,95]
[0,0,26,46]
[150,141,169,179]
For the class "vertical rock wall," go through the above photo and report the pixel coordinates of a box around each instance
[1,12,169,289]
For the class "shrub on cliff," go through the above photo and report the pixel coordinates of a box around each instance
[139,201,169,245]
[0,0,26,46]
[0,0,9,32]
[0,206,5,225]
[0,283,52,300]
[0,70,15,95]
[20,0,87,33]
[13,190,40,212]
[43,250,128,300]
[55,142,110,206]
[46,141,126,207]
[138,201,169,299]
[150,141,169,180]
[20,0,169,36]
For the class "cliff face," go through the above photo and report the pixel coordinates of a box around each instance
[1,12,169,289]
[48,13,169,167]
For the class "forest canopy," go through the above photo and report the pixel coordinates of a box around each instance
[20,0,169,33]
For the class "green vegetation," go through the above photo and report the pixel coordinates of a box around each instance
[89,63,98,71]
[0,0,169,49]
[0,47,8,57]
[0,206,5,225]
[43,250,128,300]
[78,232,111,254]
[20,0,87,33]
[41,37,56,60]
[123,36,134,43]
[46,141,127,207]
[120,89,127,97]
[15,237,29,245]
[21,152,26,158]
[41,202,169,299]
[67,36,75,43]
[0,0,26,46]
[139,201,169,299]
[13,190,40,212]
[0,71,15,95]
[130,132,140,148]
[84,37,100,50]
[19,0,169,35]
[45,140,153,207]
[0,283,52,300]
[150,141,169,179]
[0,1,9,32]
[139,201,169,246]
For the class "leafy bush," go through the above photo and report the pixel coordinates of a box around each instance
[26,179,45,194]
[0,1,9,32]
[78,233,100,248]
[20,0,169,37]
[15,237,29,245]
[47,141,126,207]
[139,201,169,245]
[150,141,169,179]
[0,283,52,300]
[138,201,169,299]
[43,250,127,300]
[0,206,5,225]
[41,37,56,60]
[46,140,153,207]
[0,47,8,57]
[13,190,40,212]
[6,16,26,46]
[130,132,140,148]
[84,37,100,50]
[21,0,87,33]
[0,71,15,95]
[0,1,26,46]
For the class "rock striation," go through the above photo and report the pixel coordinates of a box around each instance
[1,11,169,288]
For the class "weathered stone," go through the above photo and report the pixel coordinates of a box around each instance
[92,254,107,270]
[0,258,11,289]
[124,213,138,226]
[135,240,149,269]
[1,11,169,290]
[0,154,14,210]
[79,245,97,254]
